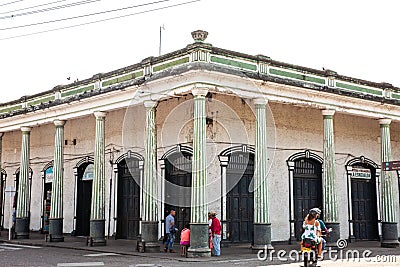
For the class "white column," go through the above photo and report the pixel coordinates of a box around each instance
[89,111,107,246]
[219,155,229,240]
[141,101,159,251]
[187,88,210,257]
[252,98,272,250]
[15,126,31,239]
[322,109,340,243]
[49,120,66,242]
[379,118,399,247]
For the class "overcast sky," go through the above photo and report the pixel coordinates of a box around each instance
[0,0,399,103]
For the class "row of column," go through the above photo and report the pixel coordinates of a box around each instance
[14,122,68,241]
[322,112,398,247]
[11,92,398,249]
[13,114,109,245]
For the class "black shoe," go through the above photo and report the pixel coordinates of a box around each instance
[163,248,167,253]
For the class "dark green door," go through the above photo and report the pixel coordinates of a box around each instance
[76,163,93,236]
[351,164,378,240]
[226,152,254,242]
[293,158,322,240]
[117,159,140,239]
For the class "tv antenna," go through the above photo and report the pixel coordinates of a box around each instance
[159,24,165,56]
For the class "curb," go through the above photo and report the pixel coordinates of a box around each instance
[0,239,222,262]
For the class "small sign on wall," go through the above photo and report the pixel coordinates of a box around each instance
[351,167,371,179]
[382,161,400,171]
[45,167,53,183]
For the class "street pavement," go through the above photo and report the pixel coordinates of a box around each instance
[0,231,400,266]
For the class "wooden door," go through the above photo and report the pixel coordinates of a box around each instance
[226,152,254,243]
[351,167,378,240]
[117,159,140,239]
[293,158,322,240]
[76,163,93,236]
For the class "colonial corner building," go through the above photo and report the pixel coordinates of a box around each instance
[0,30,399,255]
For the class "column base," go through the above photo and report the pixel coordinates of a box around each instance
[289,234,296,245]
[381,222,399,248]
[15,217,29,239]
[187,223,211,258]
[141,221,159,252]
[49,218,64,242]
[324,222,340,247]
[89,219,106,246]
[252,223,273,252]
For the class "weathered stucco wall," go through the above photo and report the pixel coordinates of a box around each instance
[1,95,399,242]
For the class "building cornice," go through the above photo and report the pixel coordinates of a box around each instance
[0,35,399,127]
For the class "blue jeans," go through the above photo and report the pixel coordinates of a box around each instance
[165,233,175,250]
[212,234,221,256]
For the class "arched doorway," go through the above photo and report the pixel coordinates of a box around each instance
[0,169,7,230]
[162,145,192,237]
[116,154,141,240]
[287,150,323,242]
[75,159,93,236]
[41,162,53,234]
[346,157,379,241]
[225,151,254,243]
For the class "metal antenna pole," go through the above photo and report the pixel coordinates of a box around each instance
[159,25,164,56]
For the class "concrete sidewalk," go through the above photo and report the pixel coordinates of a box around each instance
[0,230,258,263]
[1,231,399,264]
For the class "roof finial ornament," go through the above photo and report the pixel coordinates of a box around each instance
[191,30,208,43]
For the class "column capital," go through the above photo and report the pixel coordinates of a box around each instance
[191,88,208,97]
[94,111,107,118]
[254,98,268,106]
[218,155,229,167]
[20,126,32,133]
[144,100,158,109]
[322,109,335,117]
[54,120,66,127]
[379,118,391,126]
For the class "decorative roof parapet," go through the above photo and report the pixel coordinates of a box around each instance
[0,30,399,118]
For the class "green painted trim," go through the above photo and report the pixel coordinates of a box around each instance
[0,104,22,114]
[153,57,189,72]
[269,68,325,84]
[336,82,382,96]
[210,56,257,71]
[102,70,144,87]
[323,115,334,119]
[392,93,400,100]
[27,95,55,106]
[61,85,95,98]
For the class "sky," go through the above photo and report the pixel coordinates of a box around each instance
[0,0,399,103]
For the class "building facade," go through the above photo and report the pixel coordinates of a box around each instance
[0,31,400,252]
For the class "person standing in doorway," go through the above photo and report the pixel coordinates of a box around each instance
[209,211,221,256]
[164,209,176,253]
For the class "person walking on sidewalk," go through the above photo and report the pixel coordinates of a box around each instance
[164,209,177,253]
[209,211,221,256]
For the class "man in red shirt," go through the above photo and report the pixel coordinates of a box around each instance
[209,211,221,256]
